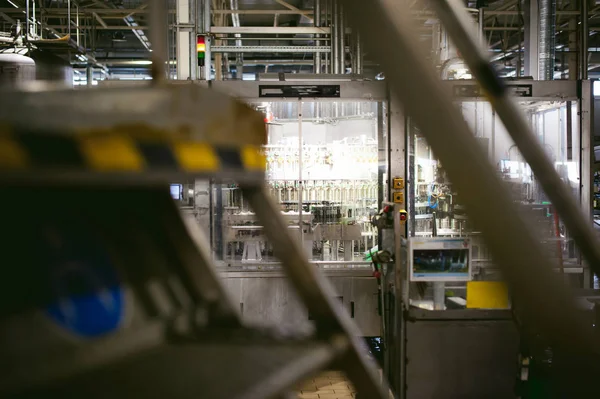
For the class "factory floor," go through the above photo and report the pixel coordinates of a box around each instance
[295,371,356,398]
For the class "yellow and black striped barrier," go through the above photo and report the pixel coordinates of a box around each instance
[0,126,266,174]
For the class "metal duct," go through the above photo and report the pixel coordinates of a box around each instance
[539,0,556,80]
[332,0,339,73]
[231,0,243,78]
[315,0,322,74]
[337,1,345,73]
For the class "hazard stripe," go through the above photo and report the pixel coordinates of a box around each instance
[173,142,219,172]
[79,135,145,171]
[0,129,265,173]
[18,132,85,168]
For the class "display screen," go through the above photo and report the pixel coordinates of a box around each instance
[170,184,182,200]
[410,238,472,281]
[413,249,469,276]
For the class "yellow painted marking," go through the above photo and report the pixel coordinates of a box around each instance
[173,141,219,171]
[79,135,145,171]
[466,281,509,309]
[241,146,267,170]
[0,136,28,168]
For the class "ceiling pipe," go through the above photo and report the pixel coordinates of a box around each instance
[314,0,321,73]
[539,0,556,79]
[337,0,345,73]
[331,0,339,73]
[230,0,243,78]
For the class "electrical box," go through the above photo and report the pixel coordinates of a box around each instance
[393,192,404,204]
[393,178,405,190]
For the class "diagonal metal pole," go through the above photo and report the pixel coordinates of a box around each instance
[340,0,597,363]
[430,0,600,277]
[240,184,388,399]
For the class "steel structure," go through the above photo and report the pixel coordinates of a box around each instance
[1,0,597,79]
[1,0,600,397]
[0,84,387,399]
[343,0,600,395]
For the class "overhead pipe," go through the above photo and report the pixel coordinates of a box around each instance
[230,0,243,79]
[350,31,356,73]
[355,31,362,74]
[332,0,339,74]
[539,0,556,80]
[582,0,589,79]
[25,0,29,40]
[337,1,345,73]
[148,0,168,81]
[325,0,331,73]
[314,0,321,73]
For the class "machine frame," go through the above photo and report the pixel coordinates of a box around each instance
[385,78,595,399]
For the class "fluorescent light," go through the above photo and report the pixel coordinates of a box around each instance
[594,81,600,97]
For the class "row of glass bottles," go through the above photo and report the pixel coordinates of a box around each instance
[267,180,378,203]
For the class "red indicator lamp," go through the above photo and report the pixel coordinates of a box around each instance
[197,36,206,66]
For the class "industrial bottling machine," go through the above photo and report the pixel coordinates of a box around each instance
[0,81,388,399]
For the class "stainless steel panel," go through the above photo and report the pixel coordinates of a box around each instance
[219,274,381,336]
[445,80,578,101]
[242,278,310,331]
[210,80,387,101]
[405,319,519,399]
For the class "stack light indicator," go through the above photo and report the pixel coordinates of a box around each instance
[197,36,206,66]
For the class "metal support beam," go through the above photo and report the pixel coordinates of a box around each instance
[315,0,322,74]
[568,1,578,79]
[210,26,330,34]
[275,0,314,22]
[211,45,330,53]
[213,9,313,15]
[86,64,93,87]
[46,24,148,30]
[92,12,107,28]
[203,0,211,80]
[582,0,589,80]
[149,0,167,80]
[332,0,339,74]
[337,1,345,73]
[176,0,194,80]
[524,0,539,79]
[355,32,362,74]
[538,0,556,80]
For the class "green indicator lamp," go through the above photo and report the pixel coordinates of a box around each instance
[197,36,206,66]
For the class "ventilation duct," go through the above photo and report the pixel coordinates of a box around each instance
[539,0,556,80]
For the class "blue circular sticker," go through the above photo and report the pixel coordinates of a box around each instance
[42,226,125,338]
